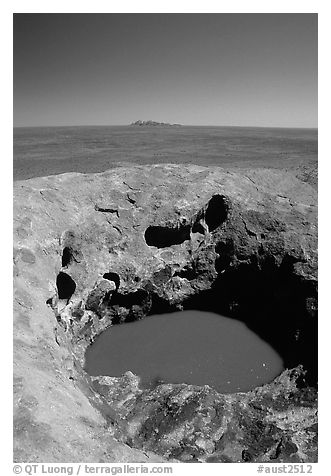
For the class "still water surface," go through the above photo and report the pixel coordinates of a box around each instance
[85,310,284,393]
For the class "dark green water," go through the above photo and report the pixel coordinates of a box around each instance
[85,310,284,393]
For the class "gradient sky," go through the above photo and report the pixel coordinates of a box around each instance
[13,13,317,128]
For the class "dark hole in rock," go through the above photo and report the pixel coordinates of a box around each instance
[56,272,76,300]
[185,258,317,386]
[85,310,284,393]
[62,247,73,267]
[108,289,149,309]
[103,272,120,291]
[103,289,152,324]
[84,247,317,390]
[215,240,234,273]
[144,224,191,248]
[191,221,205,235]
[205,195,229,232]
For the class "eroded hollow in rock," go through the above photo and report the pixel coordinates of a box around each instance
[144,195,229,248]
[184,256,318,387]
[56,272,76,300]
[103,272,120,291]
[144,224,191,248]
[85,310,284,393]
[205,194,228,231]
[81,254,317,390]
[62,247,73,267]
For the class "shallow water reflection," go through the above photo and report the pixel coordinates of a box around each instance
[85,310,284,393]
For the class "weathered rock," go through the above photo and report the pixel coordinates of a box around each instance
[91,367,317,463]
[13,164,317,462]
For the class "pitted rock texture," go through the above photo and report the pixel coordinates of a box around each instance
[13,164,317,462]
[91,367,317,463]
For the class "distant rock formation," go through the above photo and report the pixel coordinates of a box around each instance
[130,120,181,127]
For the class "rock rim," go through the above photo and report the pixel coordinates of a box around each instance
[13,164,317,462]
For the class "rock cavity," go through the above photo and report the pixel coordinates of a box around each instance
[13,164,318,463]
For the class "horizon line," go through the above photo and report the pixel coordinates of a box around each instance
[13,123,318,130]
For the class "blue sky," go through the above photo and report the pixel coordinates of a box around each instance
[13,13,317,127]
